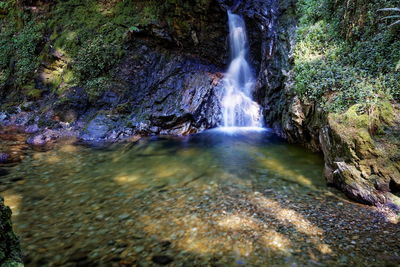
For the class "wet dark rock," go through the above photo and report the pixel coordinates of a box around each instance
[14,112,33,126]
[0,112,8,124]
[0,153,10,164]
[81,115,112,141]
[70,250,89,262]
[134,1,228,67]
[36,257,49,265]
[110,256,122,262]
[112,43,224,136]
[0,196,23,266]
[98,91,120,108]
[54,87,89,115]
[0,168,9,176]
[160,241,171,250]
[152,255,174,265]
[26,134,47,146]
[27,128,77,146]
[25,124,39,134]
[22,254,32,264]
[10,177,24,182]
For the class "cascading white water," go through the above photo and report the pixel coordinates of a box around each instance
[221,11,262,128]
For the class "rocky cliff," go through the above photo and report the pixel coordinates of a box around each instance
[260,0,400,208]
[1,0,232,143]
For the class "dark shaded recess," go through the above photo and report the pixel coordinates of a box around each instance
[152,255,174,265]
[389,179,400,194]
[0,168,10,176]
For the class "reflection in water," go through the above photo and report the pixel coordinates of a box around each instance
[109,128,324,190]
[4,129,397,266]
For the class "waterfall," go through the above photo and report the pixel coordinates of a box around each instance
[221,11,262,128]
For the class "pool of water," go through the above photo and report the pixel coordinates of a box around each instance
[1,128,399,266]
[92,128,325,191]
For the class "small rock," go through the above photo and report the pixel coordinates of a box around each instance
[25,124,40,134]
[0,168,10,176]
[160,241,171,250]
[151,255,173,265]
[0,153,10,163]
[118,214,130,220]
[134,246,144,253]
[10,177,24,182]
[70,251,88,262]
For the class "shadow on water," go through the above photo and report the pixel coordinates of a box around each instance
[1,129,399,266]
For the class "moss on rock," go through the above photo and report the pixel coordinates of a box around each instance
[0,197,23,267]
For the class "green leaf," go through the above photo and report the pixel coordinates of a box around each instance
[129,26,140,32]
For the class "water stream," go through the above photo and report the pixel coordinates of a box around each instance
[2,130,399,266]
[222,11,262,128]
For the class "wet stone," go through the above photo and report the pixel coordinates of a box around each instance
[10,177,24,182]
[0,153,10,163]
[0,168,10,176]
[152,255,174,265]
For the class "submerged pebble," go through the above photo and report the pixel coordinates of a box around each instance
[0,133,399,266]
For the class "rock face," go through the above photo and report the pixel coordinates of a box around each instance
[0,197,23,267]
[108,43,224,136]
[276,99,400,207]
[1,0,277,143]
[1,2,228,142]
[27,43,225,142]
[239,0,400,209]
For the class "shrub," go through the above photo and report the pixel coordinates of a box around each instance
[85,76,109,102]
[73,36,120,80]
[0,19,44,89]
[294,0,400,112]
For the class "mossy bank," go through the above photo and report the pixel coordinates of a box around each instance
[267,0,400,208]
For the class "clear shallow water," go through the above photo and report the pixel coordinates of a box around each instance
[102,128,325,190]
[2,129,399,266]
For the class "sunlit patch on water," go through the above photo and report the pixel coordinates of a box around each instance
[3,129,396,266]
[3,190,23,216]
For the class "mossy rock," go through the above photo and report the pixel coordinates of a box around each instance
[0,197,22,266]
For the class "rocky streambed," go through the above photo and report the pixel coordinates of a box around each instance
[1,129,399,266]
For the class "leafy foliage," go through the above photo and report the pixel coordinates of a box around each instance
[1,0,215,99]
[73,36,120,80]
[85,76,109,102]
[13,21,44,86]
[0,17,44,90]
[294,0,400,112]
